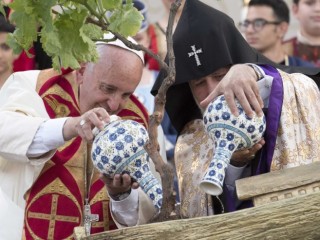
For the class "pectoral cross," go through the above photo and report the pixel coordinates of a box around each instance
[83,199,99,236]
[188,45,203,66]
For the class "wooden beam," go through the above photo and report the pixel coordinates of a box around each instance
[82,191,320,240]
[236,161,320,200]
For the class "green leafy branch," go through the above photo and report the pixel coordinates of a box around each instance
[3,0,145,70]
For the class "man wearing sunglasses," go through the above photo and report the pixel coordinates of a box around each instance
[240,0,314,67]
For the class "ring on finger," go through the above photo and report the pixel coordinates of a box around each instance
[79,119,86,127]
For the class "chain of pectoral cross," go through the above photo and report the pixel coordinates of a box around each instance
[83,150,99,236]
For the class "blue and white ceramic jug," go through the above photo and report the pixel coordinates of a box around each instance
[91,117,162,210]
[201,96,266,195]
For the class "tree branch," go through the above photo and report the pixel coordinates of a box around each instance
[145,0,182,222]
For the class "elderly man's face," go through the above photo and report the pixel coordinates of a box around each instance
[189,67,230,113]
[76,45,143,115]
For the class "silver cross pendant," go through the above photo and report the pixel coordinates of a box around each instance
[83,200,99,236]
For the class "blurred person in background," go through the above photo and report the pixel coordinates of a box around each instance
[132,0,158,114]
[241,0,314,67]
[283,0,320,67]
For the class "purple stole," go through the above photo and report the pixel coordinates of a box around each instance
[224,65,284,212]
[255,65,284,175]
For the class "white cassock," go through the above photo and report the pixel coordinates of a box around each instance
[0,71,56,239]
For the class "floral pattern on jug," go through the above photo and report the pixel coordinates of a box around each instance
[91,118,162,210]
[201,95,266,195]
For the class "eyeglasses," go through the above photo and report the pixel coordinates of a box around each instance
[239,18,281,32]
